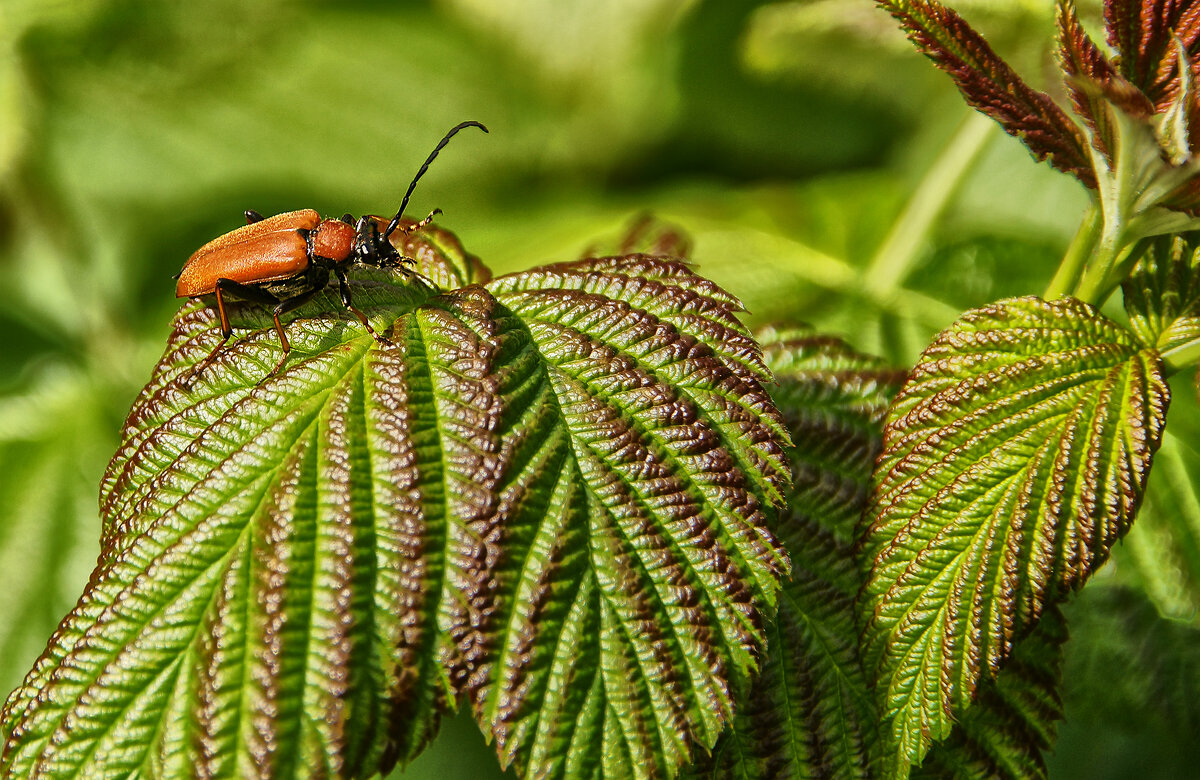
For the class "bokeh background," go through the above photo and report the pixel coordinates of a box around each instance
[1,1,1198,777]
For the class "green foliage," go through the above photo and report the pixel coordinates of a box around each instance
[1123,233,1200,363]
[686,325,1069,780]
[6,1,1200,778]
[914,604,1066,780]
[0,227,790,779]
[860,296,1168,770]
[686,325,902,780]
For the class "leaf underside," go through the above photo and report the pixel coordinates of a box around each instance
[0,228,790,780]
[859,296,1168,771]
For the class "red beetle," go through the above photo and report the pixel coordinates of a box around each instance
[175,120,487,378]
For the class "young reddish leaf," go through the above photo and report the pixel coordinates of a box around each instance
[1057,0,1156,160]
[859,296,1168,771]
[877,0,1094,187]
[1105,0,1200,109]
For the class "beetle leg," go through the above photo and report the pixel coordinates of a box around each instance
[184,287,235,384]
[335,267,392,346]
[187,281,272,383]
[245,210,265,224]
[186,279,283,384]
[266,287,325,375]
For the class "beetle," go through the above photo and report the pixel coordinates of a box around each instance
[175,120,488,379]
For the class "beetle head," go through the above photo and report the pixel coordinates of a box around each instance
[352,217,406,269]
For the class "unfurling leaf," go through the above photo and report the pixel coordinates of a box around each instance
[876,0,1094,186]
[1057,0,1155,162]
[1103,0,1200,109]
[859,296,1168,770]
[0,226,790,780]
[879,0,1200,262]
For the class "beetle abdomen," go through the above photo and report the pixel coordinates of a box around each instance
[175,209,320,297]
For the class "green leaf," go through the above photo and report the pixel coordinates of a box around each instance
[1122,232,1200,361]
[859,295,1168,771]
[466,255,791,778]
[0,233,790,779]
[916,604,1066,780]
[684,325,902,780]
[683,324,1068,780]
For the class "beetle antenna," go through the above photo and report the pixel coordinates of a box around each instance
[384,120,488,240]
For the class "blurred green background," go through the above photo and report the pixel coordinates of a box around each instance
[1,0,1198,777]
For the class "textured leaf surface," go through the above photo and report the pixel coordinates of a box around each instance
[916,605,1066,780]
[859,296,1168,770]
[684,325,902,780]
[683,325,1068,780]
[876,0,1094,186]
[1123,233,1200,357]
[477,256,789,779]
[0,230,789,780]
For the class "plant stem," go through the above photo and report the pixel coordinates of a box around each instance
[1045,205,1100,299]
[1072,235,1126,304]
[864,112,994,298]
